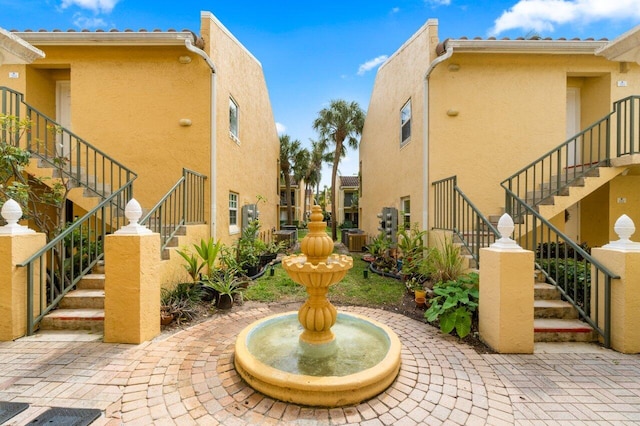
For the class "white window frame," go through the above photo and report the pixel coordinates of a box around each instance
[229,97,239,144]
[401,197,410,229]
[400,99,411,146]
[229,192,239,234]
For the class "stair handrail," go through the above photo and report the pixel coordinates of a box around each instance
[501,183,617,348]
[1,86,136,200]
[614,95,640,156]
[18,180,135,335]
[432,175,500,266]
[501,112,612,217]
[140,168,207,251]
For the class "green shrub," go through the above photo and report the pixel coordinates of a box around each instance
[160,283,202,324]
[424,273,479,338]
[538,258,590,308]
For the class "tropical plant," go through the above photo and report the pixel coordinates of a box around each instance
[312,99,365,241]
[367,232,392,258]
[538,258,590,307]
[176,247,205,282]
[0,114,72,239]
[279,134,304,225]
[431,236,465,284]
[235,219,266,274]
[204,268,245,303]
[160,283,202,324]
[304,140,326,215]
[193,237,222,276]
[424,273,479,338]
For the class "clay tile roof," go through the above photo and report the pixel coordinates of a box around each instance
[340,176,359,187]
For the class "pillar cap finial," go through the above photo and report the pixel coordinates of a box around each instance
[603,214,640,252]
[490,213,523,250]
[0,199,35,235]
[114,199,152,235]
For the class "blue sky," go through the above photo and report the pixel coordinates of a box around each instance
[2,0,640,187]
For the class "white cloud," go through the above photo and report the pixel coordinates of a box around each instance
[357,55,388,76]
[60,0,119,14]
[275,122,286,135]
[425,0,451,5]
[491,0,640,36]
[73,14,107,28]
[391,7,400,13]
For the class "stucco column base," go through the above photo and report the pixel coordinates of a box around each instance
[479,247,534,354]
[0,233,46,341]
[591,248,640,354]
[104,233,161,344]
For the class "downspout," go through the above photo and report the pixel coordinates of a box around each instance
[185,37,218,240]
[422,43,453,233]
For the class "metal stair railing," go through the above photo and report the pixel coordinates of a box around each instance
[18,182,134,335]
[1,86,136,200]
[140,168,207,251]
[501,189,617,348]
[432,176,499,266]
[615,96,640,156]
[501,112,613,218]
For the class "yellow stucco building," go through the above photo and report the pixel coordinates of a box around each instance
[0,11,279,247]
[360,19,640,249]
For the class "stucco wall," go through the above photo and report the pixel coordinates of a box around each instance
[359,20,437,238]
[201,12,280,245]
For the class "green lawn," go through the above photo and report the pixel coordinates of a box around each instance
[244,252,405,307]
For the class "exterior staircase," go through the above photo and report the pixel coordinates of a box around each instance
[39,261,105,333]
[534,278,595,343]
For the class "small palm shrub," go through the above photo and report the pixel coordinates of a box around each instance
[160,283,202,324]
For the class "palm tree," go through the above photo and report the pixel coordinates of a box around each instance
[279,134,302,225]
[312,100,365,240]
[293,148,310,221]
[300,140,325,222]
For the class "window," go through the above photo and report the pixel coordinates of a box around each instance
[401,99,411,145]
[229,192,239,233]
[280,190,296,206]
[401,197,410,229]
[344,192,354,207]
[229,97,239,142]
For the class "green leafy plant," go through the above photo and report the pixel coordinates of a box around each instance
[538,258,590,307]
[176,247,205,282]
[431,236,464,284]
[204,268,245,303]
[193,238,222,275]
[424,273,479,338]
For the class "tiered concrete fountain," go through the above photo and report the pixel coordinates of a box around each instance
[234,206,401,407]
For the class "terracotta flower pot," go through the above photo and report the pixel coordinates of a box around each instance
[415,297,426,308]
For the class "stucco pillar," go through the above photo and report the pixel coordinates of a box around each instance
[104,199,161,344]
[479,214,534,354]
[0,200,46,341]
[591,214,640,354]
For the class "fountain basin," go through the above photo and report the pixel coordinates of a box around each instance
[234,311,402,407]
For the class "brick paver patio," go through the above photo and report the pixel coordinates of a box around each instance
[0,304,639,425]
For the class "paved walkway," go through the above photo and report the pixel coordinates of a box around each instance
[1,304,639,425]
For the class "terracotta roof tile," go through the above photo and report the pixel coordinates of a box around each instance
[340,176,359,187]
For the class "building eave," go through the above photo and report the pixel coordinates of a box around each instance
[13,31,196,47]
[442,39,608,55]
[595,25,640,64]
[0,28,44,64]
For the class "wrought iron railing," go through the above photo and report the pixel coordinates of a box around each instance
[502,113,612,217]
[1,86,135,200]
[432,176,499,266]
[140,168,207,250]
[501,191,617,347]
[19,183,134,335]
[615,96,640,156]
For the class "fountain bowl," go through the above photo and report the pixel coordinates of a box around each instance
[234,311,402,407]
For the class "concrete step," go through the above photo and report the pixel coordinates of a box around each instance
[534,282,561,300]
[534,318,596,342]
[534,299,578,319]
[40,308,104,332]
[58,289,105,309]
[77,274,105,290]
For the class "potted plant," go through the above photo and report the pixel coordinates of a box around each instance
[204,268,244,309]
[235,220,266,277]
[259,240,283,267]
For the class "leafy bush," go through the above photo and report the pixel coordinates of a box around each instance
[538,258,590,308]
[536,241,590,261]
[424,273,479,338]
[430,237,464,284]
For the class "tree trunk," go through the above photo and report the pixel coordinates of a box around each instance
[285,175,293,225]
[302,182,309,224]
[330,143,341,241]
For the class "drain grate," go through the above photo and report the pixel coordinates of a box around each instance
[0,401,29,424]
[27,407,101,426]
